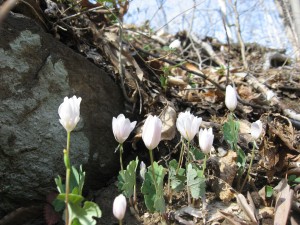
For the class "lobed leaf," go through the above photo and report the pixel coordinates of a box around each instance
[186,164,206,200]
[118,157,138,198]
[141,162,166,213]
[69,201,101,225]
[168,159,186,192]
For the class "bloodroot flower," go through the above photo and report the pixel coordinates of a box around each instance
[176,111,202,141]
[250,120,263,140]
[142,115,162,150]
[169,39,181,49]
[58,95,82,132]
[199,128,214,154]
[113,194,127,221]
[225,85,237,112]
[112,114,136,144]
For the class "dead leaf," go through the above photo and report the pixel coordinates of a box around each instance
[211,150,237,202]
[274,179,293,225]
[219,211,249,225]
[236,193,257,223]
[160,105,177,141]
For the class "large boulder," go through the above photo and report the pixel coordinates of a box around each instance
[0,13,124,216]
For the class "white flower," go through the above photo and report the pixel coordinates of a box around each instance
[58,96,82,132]
[169,39,181,49]
[112,114,136,144]
[113,194,127,221]
[251,120,263,140]
[199,128,214,154]
[140,161,147,180]
[225,85,237,111]
[142,115,162,150]
[176,111,202,141]
[266,90,275,101]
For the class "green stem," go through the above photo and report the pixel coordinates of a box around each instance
[149,149,158,191]
[133,184,137,209]
[202,154,207,174]
[119,144,124,171]
[241,141,256,191]
[65,131,71,225]
[176,138,185,174]
[186,140,191,205]
[119,219,122,225]
[186,140,190,165]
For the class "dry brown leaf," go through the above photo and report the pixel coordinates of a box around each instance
[201,90,219,103]
[219,211,249,225]
[211,150,237,202]
[167,76,187,87]
[258,206,274,219]
[236,193,257,223]
[185,62,202,73]
[274,179,294,225]
[238,85,255,101]
[160,105,177,141]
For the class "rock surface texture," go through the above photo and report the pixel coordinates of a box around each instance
[0,13,124,216]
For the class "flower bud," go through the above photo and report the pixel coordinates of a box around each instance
[113,194,127,221]
[199,128,214,154]
[142,115,162,150]
[225,85,237,111]
[58,96,82,132]
[250,120,263,140]
[176,111,202,141]
[112,114,136,144]
[169,39,181,49]
[139,161,146,180]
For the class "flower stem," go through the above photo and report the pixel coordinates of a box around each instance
[186,140,191,205]
[65,131,71,225]
[241,141,256,191]
[176,138,185,174]
[119,220,122,225]
[149,149,158,191]
[186,140,190,165]
[119,144,124,171]
[202,154,207,173]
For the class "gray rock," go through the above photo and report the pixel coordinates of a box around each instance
[0,13,124,216]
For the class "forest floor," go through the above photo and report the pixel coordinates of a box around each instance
[8,1,300,224]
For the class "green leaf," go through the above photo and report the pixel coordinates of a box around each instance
[57,193,84,205]
[52,198,65,212]
[168,159,185,192]
[71,218,81,225]
[159,75,168,89]
[55,175,65,194]
[237,147,246,176]
[118,158,138,198]
[265,185,273,198]
[141,162,166,213]
[70,166,85,196]
[288,175,297,182]
[189,146,205,161]
[223,115,239,150]
[294,177,300,183]
[69,201,101,225]
[186,163,206,200]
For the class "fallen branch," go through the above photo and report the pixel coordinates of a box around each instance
[245,73,300,123]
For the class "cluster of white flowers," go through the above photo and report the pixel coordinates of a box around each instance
[57,88,263,223]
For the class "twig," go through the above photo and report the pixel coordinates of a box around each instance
[60,6,108,21]
[0,0,19,25]
[154,1,206,34]
[131,44,271,110]
[189,33,225,67]
[131,44,225,91]
[231,0,248,70]
[221,12,231,86]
